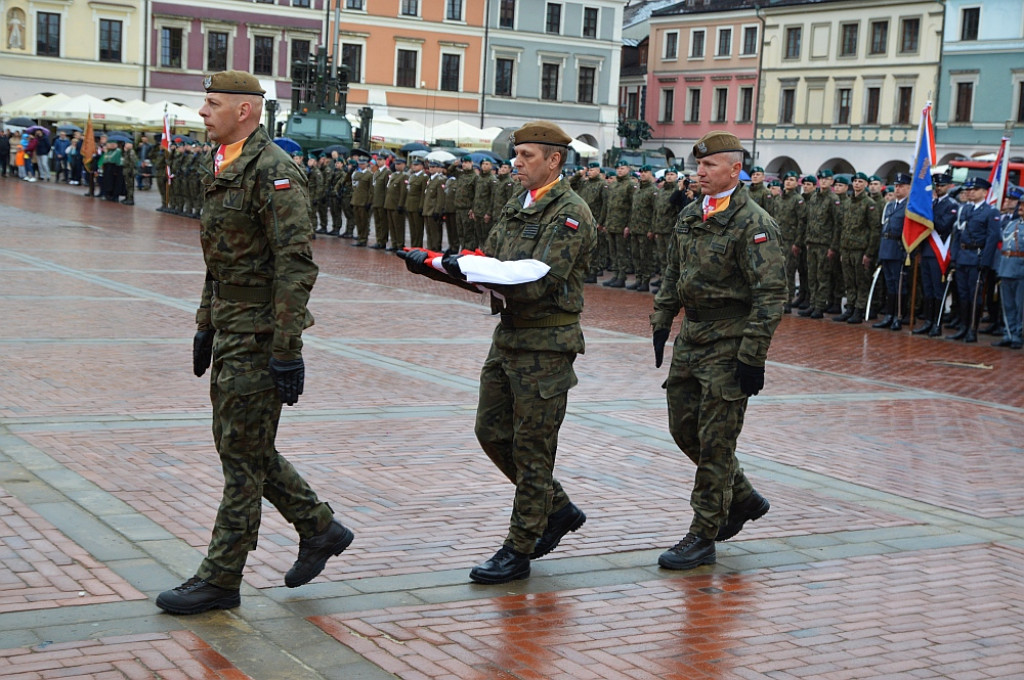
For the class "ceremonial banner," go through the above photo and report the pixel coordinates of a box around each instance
[902,103,936,256]
[985,136,1011,208]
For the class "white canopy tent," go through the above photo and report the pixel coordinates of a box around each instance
[42,94,138,126]
[0,92,71,119]
[569,138,600,158]
[426,119,495,150]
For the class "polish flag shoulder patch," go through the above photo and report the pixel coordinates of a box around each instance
[273,178,291,191]
[753,232,769,244]
[565,217,580,231]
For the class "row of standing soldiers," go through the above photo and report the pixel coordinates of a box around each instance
[297,153,520,250]
[150,141,213,219]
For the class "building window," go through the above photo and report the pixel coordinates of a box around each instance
[578,65,595,103]
[99,19,122,62]
[742,26,758,55]
[870,21,888,54]
[346,0,364,9]
[207,31,228,71]
[583,8,598,38]
[717,28,732,57]
[866,87,880,124]
[686,88,700,123]
[785,27,801,59]
[342,44,362,82]
[714,88,728,122]
[690,29,705,58]
[446,0,462,21]
[396,48,417,87]
[900,18,919,53]
[739,86,753,122]
[954,82,973,123]
[897,86,913,124]
[780,88,795,123]
[661,88,674,123]
[293,0,310,7]
[1018,81,1024,123]
[840,23,858,57]
[545,4,561,34]
[253,36,274,75]
[401,0,418,17]
[495,58,513,96]
[160,27,182,68]
[291,39,309,69]
[37,12,60,57]
[625,91,638,119]
[664,31,678,59]
[499,0,515,28]
[960,7,979,41]
[541,63,559,100]
[440,53,460,91]
[837,88,852,124]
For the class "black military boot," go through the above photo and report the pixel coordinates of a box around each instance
[832,307,852,322]
[603,276,625,288]
[634,280,650,292]
[947,309,970,340]
[156,576,240,615]
[716,491,770,541]
[797,306,815,317]
[912,300,934,335]
[285,519,354,588]
[531,502,587,559]
[846,308,865,324]
[889,304,903,331]
[658,533,716,570]
[469,545,531,584]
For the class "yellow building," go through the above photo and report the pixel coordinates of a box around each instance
[756,0,944,180]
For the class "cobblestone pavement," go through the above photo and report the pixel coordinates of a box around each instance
[0,177,1021,679]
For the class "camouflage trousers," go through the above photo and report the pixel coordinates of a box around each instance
[840,250,873,311]
[475,345,577,555]
[197,332,332,590]
[456,210,475,251]
[608,231,630,282]
[589,229,611,277]
[653,233,671,278]
[156,176,167,207]
[632,232,656,285]
[805,243,832,311]
[317,201,329,232]
[664,334,755,540]
[123,171,135,202]
[784,244,800,301]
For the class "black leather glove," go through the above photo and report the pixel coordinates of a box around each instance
[398,206,406,214]
[653,328,670,368]
[396,248,432,275]
[441,253,465,279]
[735,360,765,397]
[192,329,214,377]
[269,357,304,405]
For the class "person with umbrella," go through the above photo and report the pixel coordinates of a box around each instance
[53,129,70,183]
[33,129,52,181]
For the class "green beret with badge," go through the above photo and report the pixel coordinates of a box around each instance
[203,70,265,96]
[510,120,572,147]
[853,172,869,181]
[692,131,744,159]
[783,170,799,179]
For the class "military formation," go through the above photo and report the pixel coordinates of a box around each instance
[150,139,215,218]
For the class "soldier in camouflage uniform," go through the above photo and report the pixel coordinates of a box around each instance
[371,159,391,248]
[328,159,344,234]
[306,156,322,237]
[453,157,478,251]
[153,143,169,212]
[770,170,806,312]
[168,143,184,214]
[602,161,636,287]
[491,159,518,220]
[627,164,658,292]
[405,157,428,247]
[473,158,497,245]
[575,161,607,283]
[397,121,595,585]
[157,71,353,616]
[653,166,680,283]
[650,131,786,571]
[384,156,408,250]
[796,174,841,318]
[831,172,880,324]
[747,166,770,210]
[121,142,137,205]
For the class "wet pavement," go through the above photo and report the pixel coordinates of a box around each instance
[0,176,1022,679]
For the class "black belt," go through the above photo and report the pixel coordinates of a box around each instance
[212,282,272,303]
[499,312,579,329]
[882,233,902,241]
[684,303,750,322]
[960,244,982,253]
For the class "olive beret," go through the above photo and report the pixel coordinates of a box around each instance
[510,120,572,147]
[853,172,869,181]
[769,179,782,187]
[885,185,895,193]
[203,70,265,96]
[693,131,744,159]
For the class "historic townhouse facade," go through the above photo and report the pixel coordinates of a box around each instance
[756,0,944,180]
[648,0,762,167]
[333,0,624,153]
[934,0,1024,162]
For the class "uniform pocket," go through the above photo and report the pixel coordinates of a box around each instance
[536,361,578,400]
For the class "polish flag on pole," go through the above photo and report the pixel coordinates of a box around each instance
[902,102,937,261]
[985,136,1011,208]
[162,104,172,185]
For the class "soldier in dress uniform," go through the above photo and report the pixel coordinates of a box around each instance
[872,173,911,330]
[992,194,1024,349]
[423,160,446,251]
[947,177,1002,342]
[384,156,408,251]
[350,157,373,246]
[370,158,391,249]
[404,157,428,248]
[912,172,959,336]
[157,70,353,615]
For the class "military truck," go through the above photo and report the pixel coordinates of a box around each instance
[603,147,670,170]
[284,49,355,155]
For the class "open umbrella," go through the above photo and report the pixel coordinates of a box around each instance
[4,116,36,127]
[350,147,371,158]
[57,123,82,134]
[400,142,430,153]
[273,137,301,155]
[407,149,429,159]
[105,131,134,143]
[24,125,50,136]
[426,149,456,164]
[323,144,350,156]
[467,151,500,165]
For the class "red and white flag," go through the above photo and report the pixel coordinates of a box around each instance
[162,105,172,185]
[985,136,1011,208]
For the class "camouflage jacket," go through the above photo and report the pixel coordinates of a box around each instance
[197,125,316,360]
[306,166,322,203]
[483,178,597,354]
[405,170,428,212]
[654,182,678,235]
[747,181,771,210]
[631,179,657,233]
[122,148,138,173]
[604,174,635,233]
[803,188,841,246]
[575,176,607,226]
[491,174,518,218]
[473,170,497,218]
[651,184,787,367]
[453,168,477,210]
[771,189,806,246]
[834,190,880,256]
[384,168,408,210]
